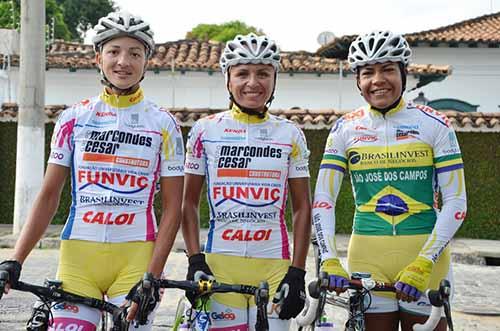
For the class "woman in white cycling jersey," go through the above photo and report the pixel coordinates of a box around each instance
[182,33,312,330]
[312,30,467,330]
[0,11,184,330]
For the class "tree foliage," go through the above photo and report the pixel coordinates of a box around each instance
[0,0,70,40]
[186,20,263,42]
[55,0,115,41]
[0,1,17,29]
[0,0,114,41]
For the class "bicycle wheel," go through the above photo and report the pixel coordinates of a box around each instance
[172,296,188,331]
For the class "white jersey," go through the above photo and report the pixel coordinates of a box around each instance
[185,105,310,259]
[49,88,184,242]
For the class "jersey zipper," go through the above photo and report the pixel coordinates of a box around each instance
[244,121,250,257]
[383,114,397,236]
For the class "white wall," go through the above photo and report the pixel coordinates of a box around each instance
[0,68,423,111]
[411,47,500,112]
[1,47,499,112]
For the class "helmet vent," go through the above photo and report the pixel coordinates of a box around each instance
[358,43,367,55]
[237,51,248,58]
[392,49,403,56]
[389,38,400,47]
[347,30,412,71]
[219,33,281,74]
[374,38,385,52]
[368,38,375,51]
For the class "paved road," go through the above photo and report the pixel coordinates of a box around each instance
[0,248,499,330]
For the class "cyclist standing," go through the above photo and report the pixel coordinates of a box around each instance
[312,30,467,330]
[182,33,311,330]
[0,11,184,330]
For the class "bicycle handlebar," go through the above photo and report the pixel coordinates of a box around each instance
[133,273,270,331]
[296,275,453,331]
[156,277,270,331]
[157,278,261,294]
[0,270,8,300]
[0,270,129,331]
[413,279,454,331]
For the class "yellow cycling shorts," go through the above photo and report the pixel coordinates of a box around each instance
[348,234,450,299]
[206,253,290,309]
[57,239,154,299]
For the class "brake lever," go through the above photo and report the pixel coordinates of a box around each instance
[439,279,453,331]
[315,272,329,324]
[0,270,10,299]
[255,281,269,331]
[112,307,130,331]
[134,272,154,327]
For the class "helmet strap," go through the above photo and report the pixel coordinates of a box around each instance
[355,62,407,105]
[370,96,402,115]
[398,62,407,92]
[97,47,147,96]
[226,70,277,119]
[355,62,407,92]
[229,94,267,119]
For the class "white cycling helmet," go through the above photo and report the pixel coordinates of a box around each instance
[92,11,155,58]
[220,33,281,75]
[348,30,411,71]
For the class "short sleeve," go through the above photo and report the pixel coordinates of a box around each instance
[48,107,76,167]
[319,118,348,174]
[184,121,206,175]
[160,114,185,177]
[432,116,464,175]
[288,124,310,178]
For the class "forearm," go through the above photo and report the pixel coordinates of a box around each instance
[147,211,181,277]
[13,192,60,263]
[312,168,344,261]
[291,208,311,270]
[420,168,467,262]
[181,204,201,256]
[288,177,312,270]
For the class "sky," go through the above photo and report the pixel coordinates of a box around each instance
[90,0,500,52]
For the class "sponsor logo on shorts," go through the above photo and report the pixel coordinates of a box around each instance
[53,302,79,313]
[211,310,236,320]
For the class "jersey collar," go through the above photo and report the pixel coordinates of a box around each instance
[230,104,269,124]
[100,88,144,108]
[369,98,405,116]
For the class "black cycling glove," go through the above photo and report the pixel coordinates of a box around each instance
[126,273,160,325]
[185,253,213,304]
[272,266,306,320]
[0,260,22,288]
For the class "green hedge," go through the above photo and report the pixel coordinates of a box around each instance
[0,122,499,239]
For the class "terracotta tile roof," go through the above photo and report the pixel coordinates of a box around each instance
[2,103,498,132]
[317,12,500,58]
[405,12,500,45]
[0,39,450,76]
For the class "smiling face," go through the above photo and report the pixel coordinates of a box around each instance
[228,64,276,112]
[96,36,147,91]
[357,62,403,109]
